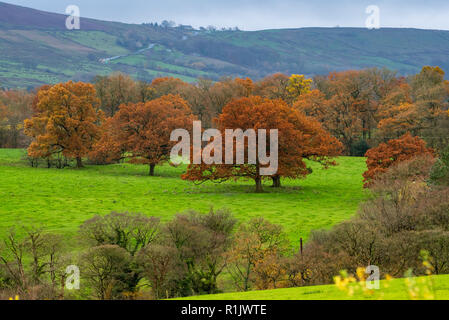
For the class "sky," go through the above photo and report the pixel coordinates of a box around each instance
[3,0,449,31]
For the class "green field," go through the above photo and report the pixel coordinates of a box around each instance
[180,275,449,300]
[2,148,449,300]
[0,149,366,244]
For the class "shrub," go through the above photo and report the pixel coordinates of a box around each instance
[136,244,182,299]
[79,212,160,256]
[80,245,132,300]
[0,228,67,299]
[363,133,434,188]
[430,144,449,186]
[161,209,236,296]
[226,217,290,292]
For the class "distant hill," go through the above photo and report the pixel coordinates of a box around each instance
[1,1,449,88]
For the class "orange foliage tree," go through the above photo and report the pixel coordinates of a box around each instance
[99,94,196,176]
[0,89,34,148]
[363,133,434,188]
[183,96,342,192]
[24,81,103,168]
[254,73,290,102]
[93,73,140,117]
[298,69,396,155]
[376,66,449,149]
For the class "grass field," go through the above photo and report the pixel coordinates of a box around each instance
[0,149,367,245]
[2,148,449,300]
[180,275,449,300]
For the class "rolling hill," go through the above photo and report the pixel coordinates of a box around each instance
[1,1,449,88]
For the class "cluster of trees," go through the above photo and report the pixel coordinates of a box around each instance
[295,66,449,154]
[4,66,447,190]
[293,148,449,286]
[22,73,342,192]
[0,89,34,148]
[0,210,292,300]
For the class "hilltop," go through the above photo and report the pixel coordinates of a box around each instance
[1,1,449,88]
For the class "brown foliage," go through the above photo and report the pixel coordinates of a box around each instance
[94,94,196,175]
[183,96,342,192]
[0,89,34,148]
[24,81,103,167]
[363,133,434,187]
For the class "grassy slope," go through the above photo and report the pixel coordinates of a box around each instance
[180,275,449,300]
[3,148,449,300]
[2,2,449,88]
[0,149,366,244]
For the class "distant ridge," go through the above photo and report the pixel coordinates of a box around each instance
[1,1,449,88]
[0,1,117,30]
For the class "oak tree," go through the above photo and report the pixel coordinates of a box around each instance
[112,94,196,176]
[24,81,103,168]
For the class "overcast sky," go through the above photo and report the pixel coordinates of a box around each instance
[4,0,449,31]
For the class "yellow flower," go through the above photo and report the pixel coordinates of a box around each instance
[356,267,366,282]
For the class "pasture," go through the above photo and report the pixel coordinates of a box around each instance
[0,149,367,245]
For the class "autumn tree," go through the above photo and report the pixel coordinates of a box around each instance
[24,81,103,168]
[0,89,34,148]
[376,79,415,139]
[183,96,342,192]
[88,116,125,165]
[299,69,395,155]
[254,73,290,101]
[150,77,190,98]
[111,94,196,176]
[286,74,312,103]
[226,217,289,292]
[363,133,434,187]
[93,73,139,117]
[180,78,216,126]
[376,67,449,150]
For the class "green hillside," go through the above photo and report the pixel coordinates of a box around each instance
[1,2,449,88]
[179,275,449,300]
[0,149,367,244]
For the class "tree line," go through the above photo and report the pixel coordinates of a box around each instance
[0,67,448,191]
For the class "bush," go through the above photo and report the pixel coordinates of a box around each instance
[430,144,449,186]
[136,244,183,299]
[80,245,132,300]
[226,217,290,292]
[0,228,67,299]
[363,133,434,188]
[161,209,237,296]
[288,157,449,287]
[79,212,160,256]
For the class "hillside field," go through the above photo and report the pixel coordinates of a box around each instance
[2,2,449,88]
[0,148,367,245]
[180,275,449,300]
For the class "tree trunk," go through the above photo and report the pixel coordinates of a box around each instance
[149,164,156,176]
[76,157,84,168]
[272,176,281,188]
[255,176,263,193]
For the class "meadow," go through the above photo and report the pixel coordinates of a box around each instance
[0,148,367,245]
[181,275,449,300]
[3,149,449,300]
